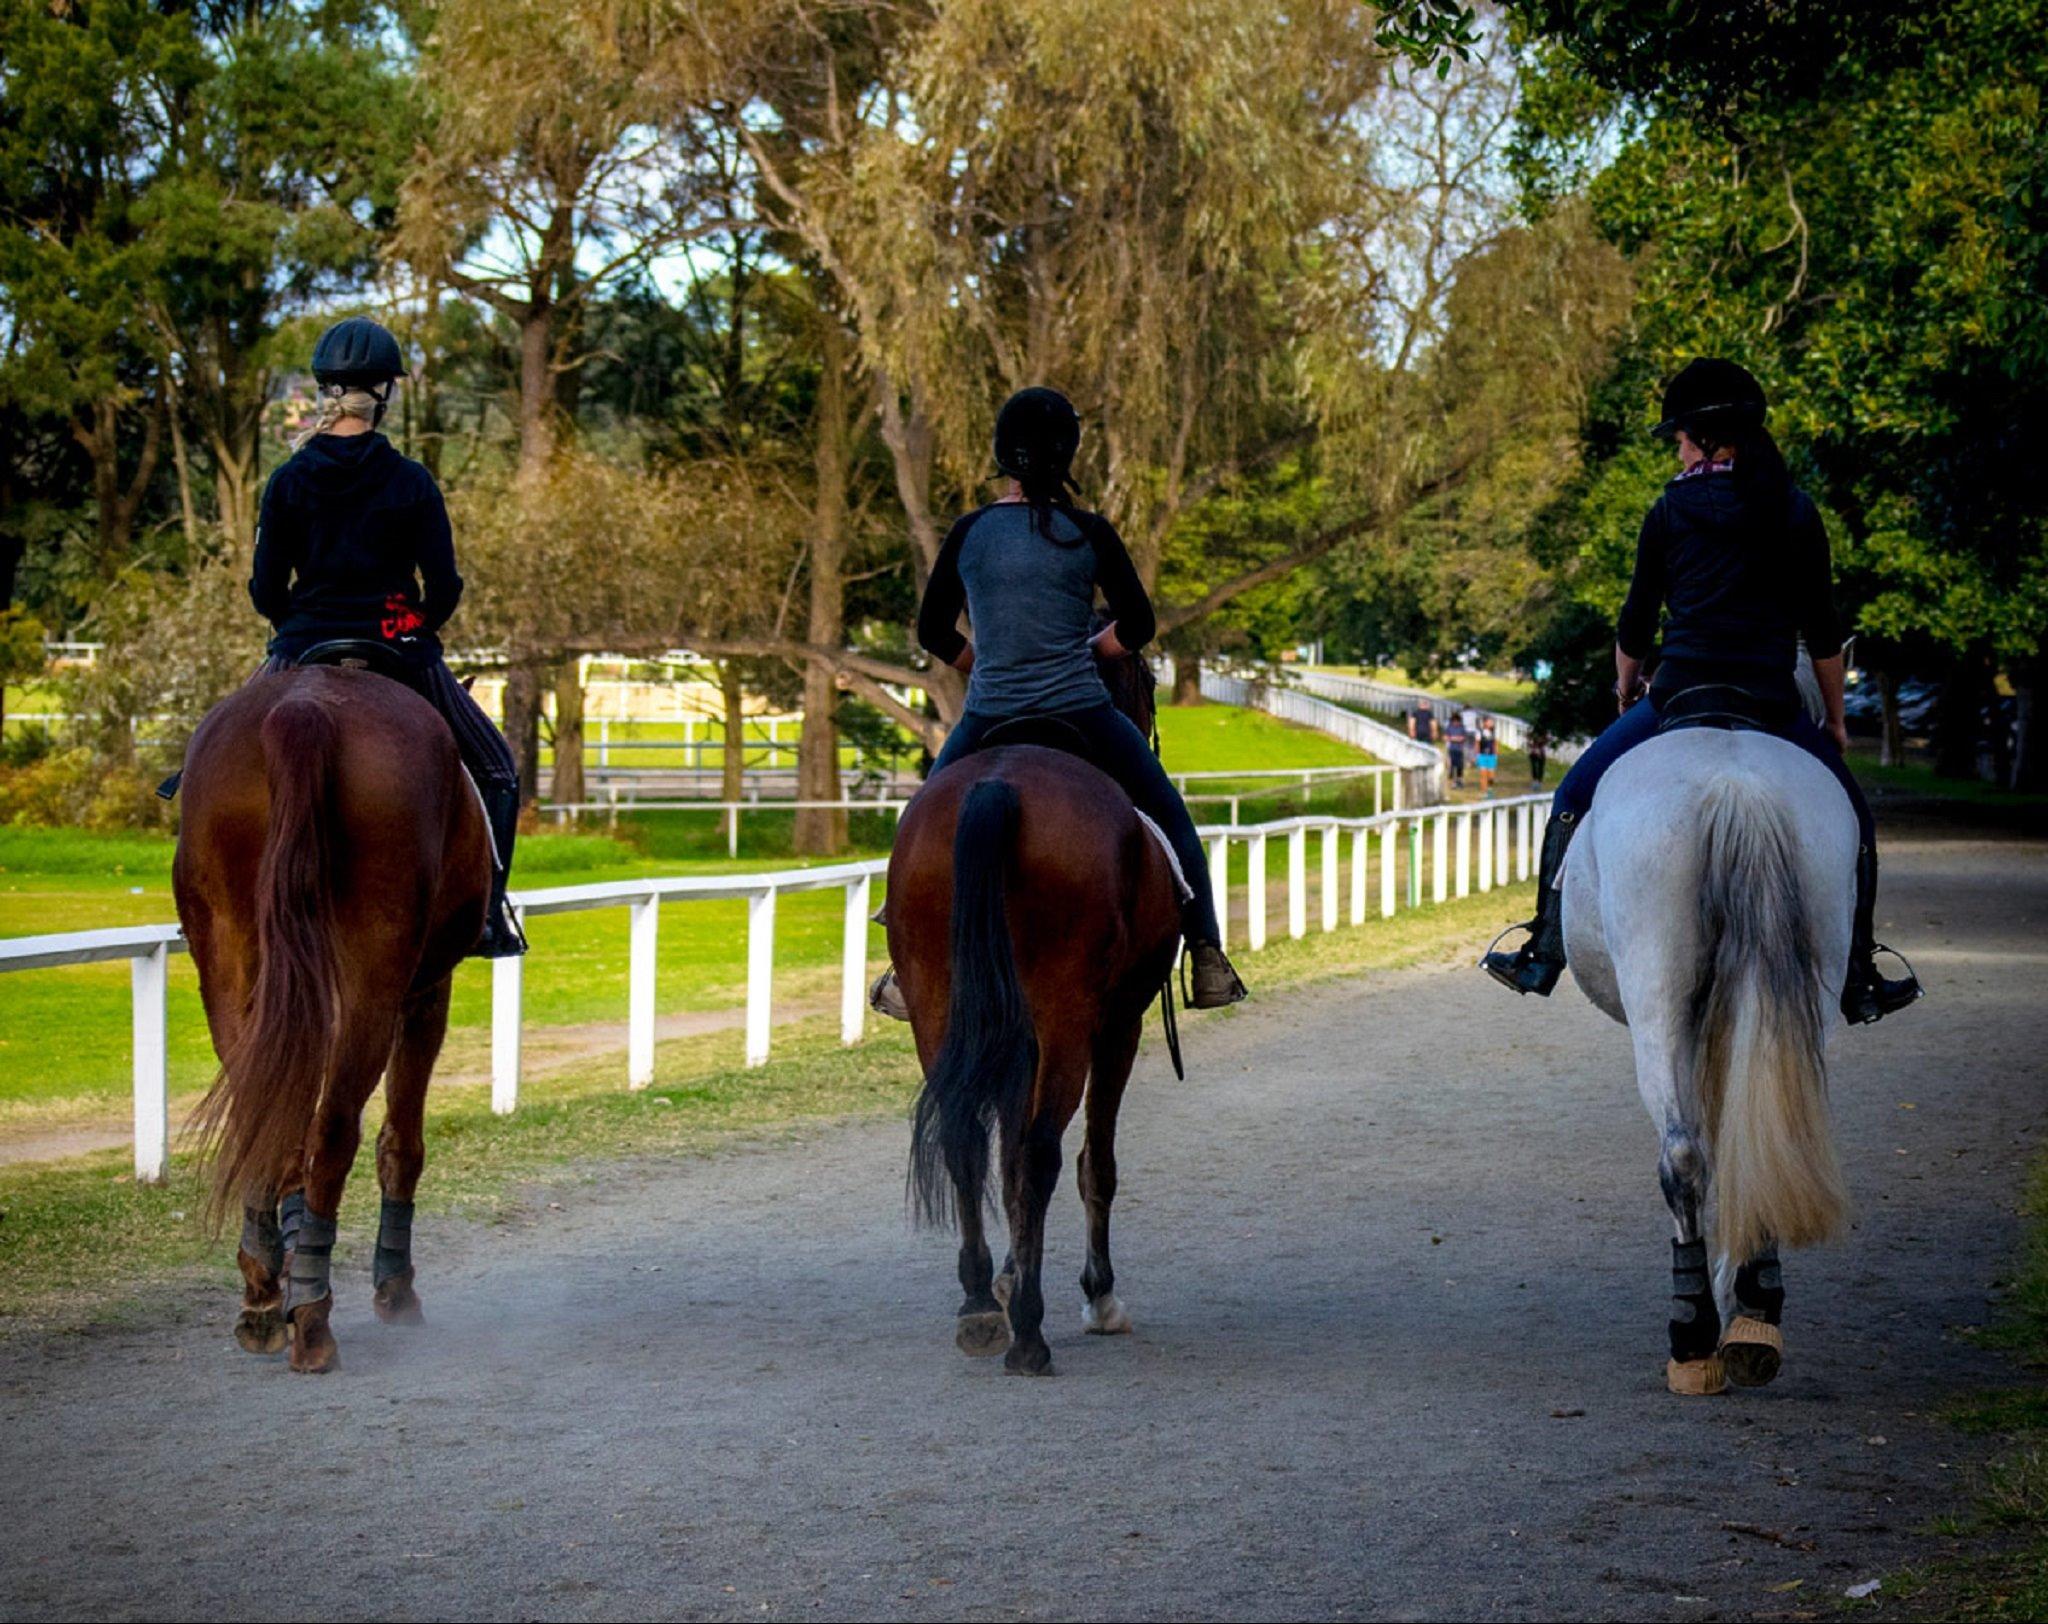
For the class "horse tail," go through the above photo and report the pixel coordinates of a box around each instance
[908,779,1035,1227]
[196,693,344,1224]
[1692,780,1849,1260]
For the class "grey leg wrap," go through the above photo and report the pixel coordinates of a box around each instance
[283,1202,337,1316]
[240,1203,283,1277]
[374,1198,415,1288]
[1668,1237,1720,1361]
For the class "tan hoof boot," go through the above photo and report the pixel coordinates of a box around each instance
[1719,1316,1783,1387]
[1186,944,1247,1010]
[1666,1355,1726,1396]
[868,967,909,1022]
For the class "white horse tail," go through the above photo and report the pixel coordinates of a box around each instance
[1692,780,1850,1260]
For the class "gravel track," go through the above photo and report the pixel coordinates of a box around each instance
[1,822,2041,1622]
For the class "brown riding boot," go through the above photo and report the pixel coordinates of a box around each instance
[1186,943,1247,1009]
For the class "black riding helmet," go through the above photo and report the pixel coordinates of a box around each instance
[312,317,405,389]
[1652,357,1767,442]
[993,386,1082,489]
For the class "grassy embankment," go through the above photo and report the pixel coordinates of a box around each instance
[0,864,1534,1331]
[0,703,1383,1120]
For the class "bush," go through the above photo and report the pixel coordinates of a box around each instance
[0,747,168,831]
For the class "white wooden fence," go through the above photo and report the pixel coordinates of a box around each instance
[1198,668,1448,805]
[1291,668,1586,765]
[0,793,1551,1185]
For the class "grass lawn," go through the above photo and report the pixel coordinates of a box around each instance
[1325,666,1536,720]
[0,879,1530,1329]
[0,702,1380,1118]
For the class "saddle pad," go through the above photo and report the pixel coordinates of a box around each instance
[1134,808,1194,903]
[461,765,502,872]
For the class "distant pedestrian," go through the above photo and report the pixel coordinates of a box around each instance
[1408,702,1436,744]
[1527,726,1550,787]
[1475,717,1499,796]
[1443,710,1470,788]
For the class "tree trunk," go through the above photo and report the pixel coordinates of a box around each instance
[72,396,162,578]
[2012,663,2044,793]
[1878,668,1904,768]
[720,661,746,852]
[1171,652,1204,707]
[1932,649,1983,780]
[503,661,544,808]
[552,659,586,807]
[794,320,851,856]
[874,371,966,725]
[517,304,556,479]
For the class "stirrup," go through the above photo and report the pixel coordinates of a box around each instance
[1844,942,1922,1024]
[1479,921,1562,997]
[1181,945,1247,1011]
[474,901,528,960]
[869,968,909,1022]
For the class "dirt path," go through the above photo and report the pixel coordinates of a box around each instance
[1,826,2042,1622]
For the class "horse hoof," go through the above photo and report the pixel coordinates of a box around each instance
[287,1304,339,1375]
[1666,1355,1726,1396]
[992,1271,1015,1310]
[373,1279,424,1326]
[1720,1316,1783,1387]
[233,1306,287,1356]
[955,1310,1010,1358]
[1004,1340,1054,1377]
[1082,1293,1133,1335]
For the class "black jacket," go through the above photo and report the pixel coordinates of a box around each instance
[249,432,460,661]
[1616,468,1843,697]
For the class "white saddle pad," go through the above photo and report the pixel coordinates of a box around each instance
[1134,808,1194,903]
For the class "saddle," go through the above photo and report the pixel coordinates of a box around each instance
[1653,682,1798,738]
[296,638,425,691]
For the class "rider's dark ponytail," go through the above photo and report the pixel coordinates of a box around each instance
[1727,420,1792,512]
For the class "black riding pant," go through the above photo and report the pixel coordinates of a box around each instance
[934,702,1221,946]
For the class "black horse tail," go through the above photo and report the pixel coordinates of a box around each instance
[194,693,344,1227]
[909,779,1036,1227]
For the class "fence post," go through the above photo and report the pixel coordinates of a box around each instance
[745,886,777,1067]
[1456,811,1472,898]
[1432,813,1449,904]
[1498,804,1512,883]
[1248,832,1268,951]
[1519,802,1532,881]
[599,717,611,770]
[1380,822,1397,918]
[727,804,740,860]
[130,942,169,1184]
[841,874,870,1046]
[628,892,658,1088]
[1409,818,1423,907]
[1349,826,1368,926]
[491,914,524,1115]
[1321,824,1339,932]
[1477,807,1494,894]
[1287,826,1307,940]
[1208,835,1230,951]
[1374,773,1383,817]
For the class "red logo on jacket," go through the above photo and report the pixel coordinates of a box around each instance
[381,594,425,640]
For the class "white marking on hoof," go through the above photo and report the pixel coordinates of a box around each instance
[1083,1292,1133,1335]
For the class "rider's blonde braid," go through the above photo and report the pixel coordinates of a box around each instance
[292,384,388,451]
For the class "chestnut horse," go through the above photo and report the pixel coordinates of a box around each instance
[177,662,490,1372]
[895,651,1182,1375]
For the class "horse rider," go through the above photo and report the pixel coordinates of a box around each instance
[1482,357,1920,1025]
[247,316,527,959]
[870,386,1249,1020]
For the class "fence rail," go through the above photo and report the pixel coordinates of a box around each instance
[1291,669,1586,765]
[0,793,1550,1185]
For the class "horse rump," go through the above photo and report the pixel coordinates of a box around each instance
[1691,781,1850,1260]
[191,692,345,1225]
[908,778,1036,1228]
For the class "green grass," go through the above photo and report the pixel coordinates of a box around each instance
[1873,1156,2048,1620]
[0,702,1374,1116]
[1322,665,1537,720]
[1846,748,2048,811]
[0,880,1529,1331]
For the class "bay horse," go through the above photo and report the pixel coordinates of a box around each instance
[893,648,1182,1376]
[177,659,490,1373]
[1562,719,1855,1395]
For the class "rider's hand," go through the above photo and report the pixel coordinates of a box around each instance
[1827,717,1850,753]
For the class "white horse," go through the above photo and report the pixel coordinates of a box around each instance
[1563,719,1856,1395]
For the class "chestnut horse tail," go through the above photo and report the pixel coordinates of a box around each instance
[197,695,344,1223]
[909,779,1035,1227]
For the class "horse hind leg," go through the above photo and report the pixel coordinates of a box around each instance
[372,981,449,1326]
[1078,1016,1142,1337]
[953,1183,1009,1359]
[1660,1125,1727,1396]
[234,1194,289,1355]
[1720,1244,1786,1388]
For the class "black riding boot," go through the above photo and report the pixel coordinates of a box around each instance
[1840,845,1920,1024]
[1481,811,1577,996]
[474,778,528,960]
